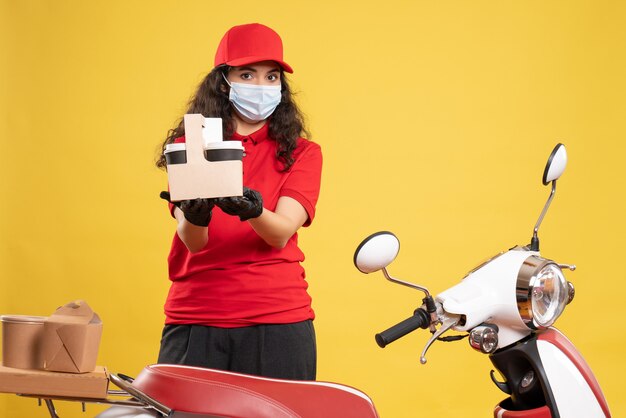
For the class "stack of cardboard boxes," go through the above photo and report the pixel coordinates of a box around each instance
[0,300,108,399]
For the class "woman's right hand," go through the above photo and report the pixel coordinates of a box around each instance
[216,187,264,221]
[160,191,215,227]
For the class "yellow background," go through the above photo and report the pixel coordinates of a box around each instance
[1,1,624,417]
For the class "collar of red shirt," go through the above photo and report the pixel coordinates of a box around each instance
[231,121,270,145]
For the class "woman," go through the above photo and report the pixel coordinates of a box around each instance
[155,23,322,381]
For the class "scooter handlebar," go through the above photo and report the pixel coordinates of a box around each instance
[375,308,430,348]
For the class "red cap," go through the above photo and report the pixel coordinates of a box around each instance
[214,23,293,73]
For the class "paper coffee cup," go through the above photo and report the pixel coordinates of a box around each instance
[204,141,244,162]
[164,143,187,165]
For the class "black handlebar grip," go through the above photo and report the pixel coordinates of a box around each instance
[375,308,430,348]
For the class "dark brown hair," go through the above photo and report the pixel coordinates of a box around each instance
[156,65,309,171]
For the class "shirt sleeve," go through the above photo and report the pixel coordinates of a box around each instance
[280,140,323,227]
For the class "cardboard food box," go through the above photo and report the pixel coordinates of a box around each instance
[39,301,103,373]
[0,365,108,399]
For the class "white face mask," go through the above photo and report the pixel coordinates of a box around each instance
[223,74,282,121]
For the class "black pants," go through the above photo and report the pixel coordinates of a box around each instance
[157,320,316,380]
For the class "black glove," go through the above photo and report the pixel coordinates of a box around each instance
[160,191,215,227]
[216,187,263,221]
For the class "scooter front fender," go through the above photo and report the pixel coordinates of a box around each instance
[492,328,611,418]
[537,328,610,417]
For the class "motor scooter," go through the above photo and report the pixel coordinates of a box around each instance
[353,143,611,417]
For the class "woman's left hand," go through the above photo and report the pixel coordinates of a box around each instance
[216,187,264,221]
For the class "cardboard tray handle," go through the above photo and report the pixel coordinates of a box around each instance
[109,373,171,416]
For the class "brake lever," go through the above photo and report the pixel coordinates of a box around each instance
[419,315,461,364]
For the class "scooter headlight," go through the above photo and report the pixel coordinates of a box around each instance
[517,257,569,329]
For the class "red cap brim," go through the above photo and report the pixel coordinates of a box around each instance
[224,56,293,73]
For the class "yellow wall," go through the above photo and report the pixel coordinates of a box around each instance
[1,1,625,416]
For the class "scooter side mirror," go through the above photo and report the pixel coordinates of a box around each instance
[543,143,567,185]
[354,232,400,274]
[531,143,568,251]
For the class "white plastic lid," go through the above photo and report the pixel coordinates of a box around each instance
[165,143,186,153]
[204,140,244,151]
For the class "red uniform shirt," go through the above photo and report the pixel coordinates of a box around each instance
[164,123,323,327]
